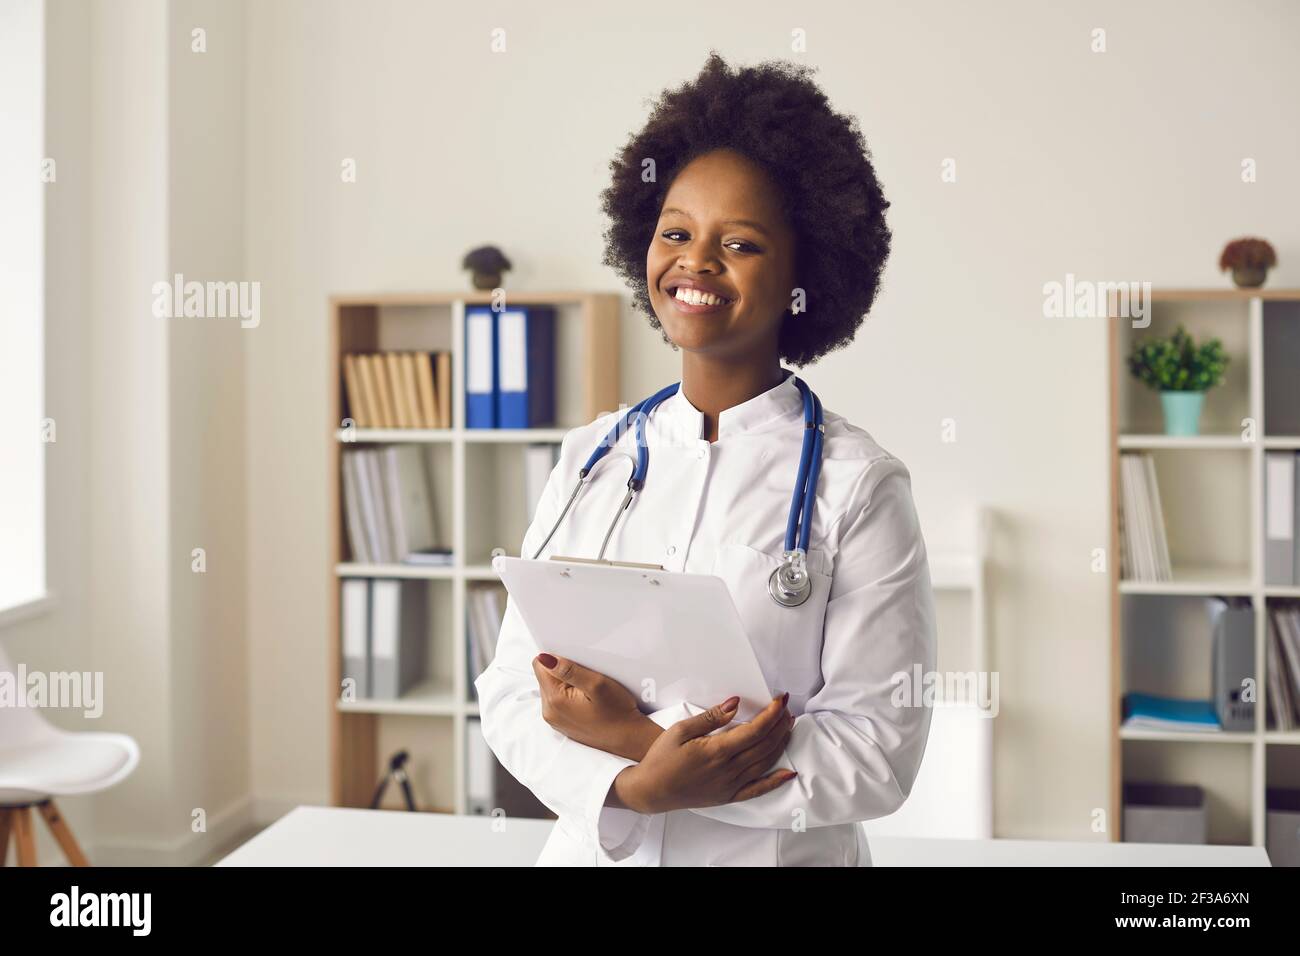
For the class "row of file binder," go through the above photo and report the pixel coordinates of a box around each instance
[465,305,557,428]
[340,578,427,700]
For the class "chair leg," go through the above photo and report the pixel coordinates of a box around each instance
[0,808,11,865]
[37,800,89,867]
[13,807,36,866]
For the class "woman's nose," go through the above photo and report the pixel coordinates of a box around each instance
[676,248,722,274]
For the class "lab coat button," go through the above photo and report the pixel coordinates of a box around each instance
[667,545,676,556]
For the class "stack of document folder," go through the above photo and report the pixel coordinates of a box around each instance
[1267,604,1300,730]
[1122,692,1222,732]
[342,446,445,565]
[466,584,506,698]
[1119,453,1172,582]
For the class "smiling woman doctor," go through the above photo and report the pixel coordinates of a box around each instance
[474,53,937,867]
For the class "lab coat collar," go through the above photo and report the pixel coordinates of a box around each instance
[659,367,804,442]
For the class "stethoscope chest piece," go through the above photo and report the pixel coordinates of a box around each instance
[768,550,813,608]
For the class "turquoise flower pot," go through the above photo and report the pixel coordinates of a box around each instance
[1161,391,1205,436]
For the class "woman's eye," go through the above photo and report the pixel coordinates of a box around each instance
[659,230,759,254]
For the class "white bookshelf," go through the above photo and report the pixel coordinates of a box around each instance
[327,292,620,815]
[1108,289,1300,856]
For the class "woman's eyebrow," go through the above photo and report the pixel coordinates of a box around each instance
[661,206,770,236]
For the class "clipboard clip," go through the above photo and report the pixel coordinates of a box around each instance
[548,554,667,572]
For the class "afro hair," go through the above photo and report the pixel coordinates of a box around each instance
[600,51,892,367]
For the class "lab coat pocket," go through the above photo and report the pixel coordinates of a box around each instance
[709,543,832,712]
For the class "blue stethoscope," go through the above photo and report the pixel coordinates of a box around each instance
[531,374,825,608]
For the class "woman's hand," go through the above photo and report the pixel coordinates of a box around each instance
[532,653,662,762]
[611,694,796,814]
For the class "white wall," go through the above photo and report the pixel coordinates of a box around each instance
[0,0,94,868]
[85,0,174,850]
[2,0,250,865]
[165,0,251,854]
[242,0,1300,839]
[0,0,46,612]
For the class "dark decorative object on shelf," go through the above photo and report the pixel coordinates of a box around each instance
[462,246,512,291]
[369,750,419,811]
[1218,237,1277,289]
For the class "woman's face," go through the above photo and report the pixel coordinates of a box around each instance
[646,148,797,362]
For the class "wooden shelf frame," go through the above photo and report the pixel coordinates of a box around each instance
[326,291,621,811]
[1108,288,1300,852]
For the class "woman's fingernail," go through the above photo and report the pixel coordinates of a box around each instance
[722,696,740,713]
[781,691,790,707]
[537,653,557,668]
[782,771,798,782]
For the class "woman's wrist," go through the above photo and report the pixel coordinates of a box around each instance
[624,714,663,762]
[611,765,656,814]
[602,712,663,762]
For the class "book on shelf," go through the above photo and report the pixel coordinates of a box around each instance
[385,353,409,427]
[1265,452,1300,586]
[466,584,507,698]
[404,547,453,566]
[342,351,452,429]
[1119,452,1172,582]
[371,579,428,699]
[341,578,371,698]
[465,717,495,814]
[1267,604,1300,731]
[342,445,447,565]
[1209,597,1255,731]
[496,307,556,428]
[523,443,562,524]
[435,352,451,430]
[1121,692,1221,733]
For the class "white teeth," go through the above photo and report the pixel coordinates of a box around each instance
[675,287,727,306]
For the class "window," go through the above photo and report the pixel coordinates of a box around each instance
[0,0,46,614]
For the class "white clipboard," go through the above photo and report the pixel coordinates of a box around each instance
[492,554,776,723]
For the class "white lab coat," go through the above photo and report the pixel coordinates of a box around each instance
[474,368,937,866]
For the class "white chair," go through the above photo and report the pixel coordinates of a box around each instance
[0,643,139,866]
[860,699,995,839]
[862,508,996,841]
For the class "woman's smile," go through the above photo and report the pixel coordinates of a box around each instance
[666,282,736,315]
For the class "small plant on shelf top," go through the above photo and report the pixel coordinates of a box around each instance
[1127,325,1229,436]
[1218,237,1276,288]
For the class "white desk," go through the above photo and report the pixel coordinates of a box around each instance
[216,806,1270,866]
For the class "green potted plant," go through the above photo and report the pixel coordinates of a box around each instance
[1127,325,1229,436]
